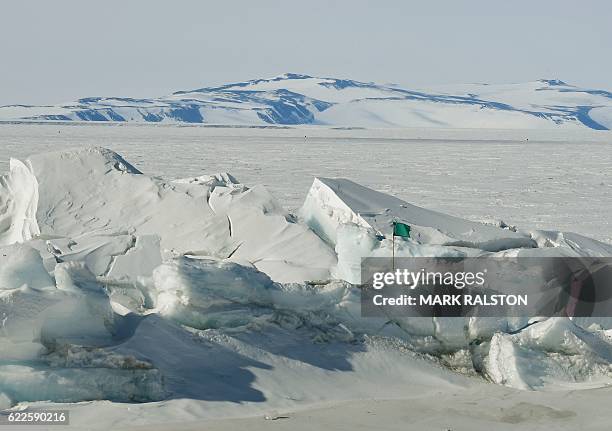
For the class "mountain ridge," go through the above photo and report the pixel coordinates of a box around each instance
[1,74,611,130]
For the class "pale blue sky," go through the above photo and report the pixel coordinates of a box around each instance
[1,0,610,105]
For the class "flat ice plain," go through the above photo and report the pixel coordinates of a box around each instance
[1,124,610,244]
[1,123,611,431]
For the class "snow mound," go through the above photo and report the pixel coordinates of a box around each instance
[484,318,612,390]
[149,257,400,344]
[1,147,612,418]
[151,257,275,329]
[300,177,541,284]
[0,244,114,363]
[0,242,161,406]
[26,147,335,283]
[301,177,537,251]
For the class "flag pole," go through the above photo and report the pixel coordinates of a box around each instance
[392,222,395,272]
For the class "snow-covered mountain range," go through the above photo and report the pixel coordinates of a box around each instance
[1,74,612,129]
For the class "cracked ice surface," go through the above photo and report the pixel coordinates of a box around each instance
[0,139,611,429]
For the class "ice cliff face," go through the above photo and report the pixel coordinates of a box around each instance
[1,74,611,129]
[0,159,40,245]
[1,147,612,411]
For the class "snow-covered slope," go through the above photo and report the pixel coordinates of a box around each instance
[2,74,612,129]
[23,147,336,283]
[301,177,537,251]
[2,148,612,428]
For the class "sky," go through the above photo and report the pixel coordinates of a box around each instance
[1,0,611,105]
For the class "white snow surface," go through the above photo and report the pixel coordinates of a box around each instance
[1,124,610,244]
[0,159,39,245]
[1,74,612,130]
[0,133,611,429]
[26,146,335,283]
[301,177,537,250]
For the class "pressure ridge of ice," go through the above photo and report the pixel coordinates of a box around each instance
[1,146,612,409]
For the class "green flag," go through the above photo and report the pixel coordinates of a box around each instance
[393,221,410,238]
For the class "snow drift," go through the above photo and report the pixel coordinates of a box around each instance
[1,147,612,420]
